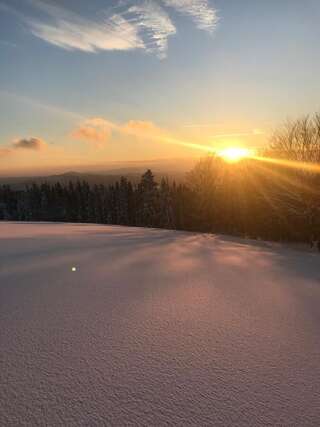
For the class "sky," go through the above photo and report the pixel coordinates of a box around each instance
[0,0,320,176]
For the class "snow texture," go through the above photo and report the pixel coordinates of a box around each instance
[1,222,320,426]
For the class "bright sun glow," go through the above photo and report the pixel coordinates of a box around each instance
[218,147,252,163]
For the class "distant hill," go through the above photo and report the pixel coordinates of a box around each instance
[0,170,186,190]
[0,158,197,189]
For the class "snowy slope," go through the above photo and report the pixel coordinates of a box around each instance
[1,222,320,426]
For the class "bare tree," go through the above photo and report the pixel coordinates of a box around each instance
[267,113,320,247]
[269,113,320,163]
[186,156,223,230]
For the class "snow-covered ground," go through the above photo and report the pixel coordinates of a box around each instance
[1,222,320,426]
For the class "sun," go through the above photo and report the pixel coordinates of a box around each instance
[218,147,252,163]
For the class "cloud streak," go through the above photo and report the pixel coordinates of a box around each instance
[5,0,218,58]
[211,130,265,140]
[0,89,85,122]
[28,1,143,53]
[0,147,11,158]
[0,40,17,48]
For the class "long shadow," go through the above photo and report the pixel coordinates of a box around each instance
[1,222,319,285]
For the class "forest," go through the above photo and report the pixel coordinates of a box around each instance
[1,114,320,247]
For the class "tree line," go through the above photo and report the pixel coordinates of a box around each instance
[1,114,320,247]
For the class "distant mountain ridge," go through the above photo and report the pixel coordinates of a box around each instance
[0,158,196,189]
[0,170,186,190]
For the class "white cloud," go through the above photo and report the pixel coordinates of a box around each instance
[10,0,218,58]
[27,0,177,58]
[28,1,144,53]
[125,1,176,58]
[162,0,218,32]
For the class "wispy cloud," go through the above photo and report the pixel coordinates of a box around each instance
[0,147,11,158]
[0,89,85,121]
[28,1,143,53]
[3,0,218,58]
[182,123,223,128]
[70,117,163,148]
[122,119,165,137]
[71,118,115,148]
[125,1,176,58]
[162,0,218,32]
[70,116,217,155]
[211,130,265,139]
[0,40,17,48]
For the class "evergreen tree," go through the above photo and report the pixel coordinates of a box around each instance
[136,170,158,227]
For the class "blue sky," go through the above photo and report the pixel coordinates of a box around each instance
[1,0,320,174]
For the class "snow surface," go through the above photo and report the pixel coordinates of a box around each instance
[1,222,320,426]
